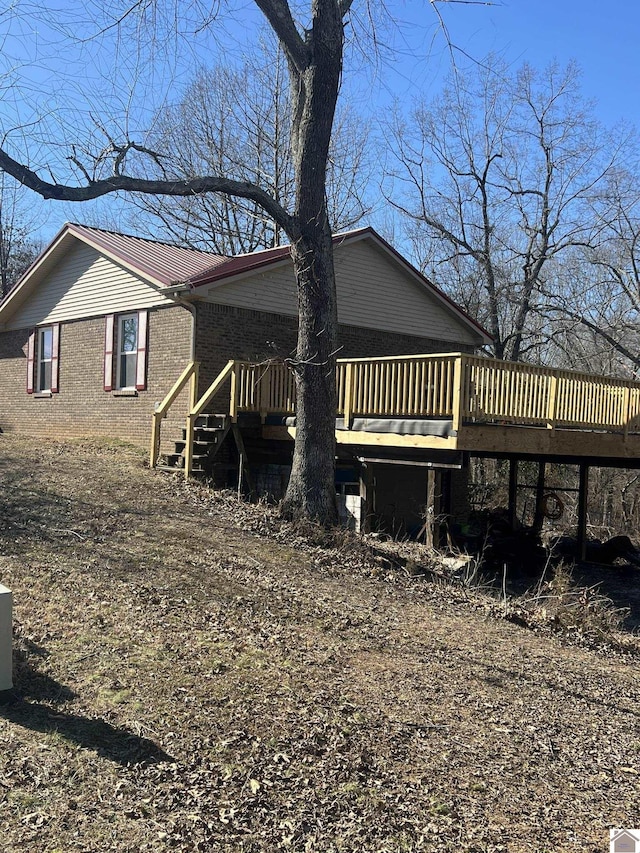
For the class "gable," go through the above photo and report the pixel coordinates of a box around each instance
[202,237,482,346]
[334,239,481,344]
[4,240,173,331]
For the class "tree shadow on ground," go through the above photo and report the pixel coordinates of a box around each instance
[1,643,173,767]
[570,561,640,631]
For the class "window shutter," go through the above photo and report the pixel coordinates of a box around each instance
[51,323,60,393]
[135,309,148,391]
[26,330,35,394]
[104,314,115,391]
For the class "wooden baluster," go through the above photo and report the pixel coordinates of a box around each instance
[343,362,354,429]
[547,373,558,429]
[624,385,631,440]
[452,356,463,432]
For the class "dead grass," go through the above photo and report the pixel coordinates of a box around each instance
[0,434,639,852]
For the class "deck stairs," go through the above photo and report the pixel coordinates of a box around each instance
[159,413,231,475]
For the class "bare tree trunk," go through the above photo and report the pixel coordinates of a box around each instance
[283,228,338,523]
[279,2,344,524]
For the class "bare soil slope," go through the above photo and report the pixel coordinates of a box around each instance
[0,435,638,852]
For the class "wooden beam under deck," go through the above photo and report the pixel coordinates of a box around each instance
[456,423,640,462]
[261,422,640,467]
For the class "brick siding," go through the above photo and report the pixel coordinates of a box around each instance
[0,305,192,449]
[0,299,476,452]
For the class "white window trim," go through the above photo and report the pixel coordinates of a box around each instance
[37,326,53,393]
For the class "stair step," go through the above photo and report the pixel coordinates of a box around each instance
[167,453,209,467]
[157,464,207,476]
[180,428,224,442]
[173,440,217,453]
[195,414,227,429]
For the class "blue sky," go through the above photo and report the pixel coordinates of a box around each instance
[1,0,638,243]
[376,0,636,128]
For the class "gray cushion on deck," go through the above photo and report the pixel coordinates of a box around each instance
[346,417,454,437]
[281,415,453,438]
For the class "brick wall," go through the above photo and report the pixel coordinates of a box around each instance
[194,301,474,396]
[0,305,192,449]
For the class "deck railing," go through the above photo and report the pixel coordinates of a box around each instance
[151,355,640,475]
[233,354,640,435]
[461,355,640,433]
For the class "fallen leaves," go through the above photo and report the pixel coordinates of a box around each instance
[0,435,637,852]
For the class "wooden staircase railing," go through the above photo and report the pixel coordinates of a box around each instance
[149,361,199,469]
[183,360,236,477]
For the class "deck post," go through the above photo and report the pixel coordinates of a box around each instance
[230,362,239,422]
[149,411,162,469]
[451,356,463,433]
[577,463,589,561]
[508,459,518,529]
[343,362,354,429]
[532,461,546,533]
[231,423,254,496]
[184,413,196,479]
[425,469,437,549]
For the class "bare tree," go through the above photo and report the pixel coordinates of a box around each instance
[549,167,640,376]
[0,0,363,524]
[0,174,41,298]
[131,41,372,254]
[386,60,623,362]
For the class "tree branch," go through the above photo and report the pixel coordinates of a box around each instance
[0,148,299,238]
[253,0,309,72]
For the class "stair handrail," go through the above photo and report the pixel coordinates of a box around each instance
[184,360,236,478]
[149,360,199,468]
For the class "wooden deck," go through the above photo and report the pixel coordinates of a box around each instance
[151,354,640,476]
[235,354,640,462]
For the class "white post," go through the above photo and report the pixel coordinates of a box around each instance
[0,585,12,691]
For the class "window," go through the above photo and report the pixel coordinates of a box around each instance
[27,324,60,395]
[117,313,138,390]
[37,327,53,391]
[104,311,148,392]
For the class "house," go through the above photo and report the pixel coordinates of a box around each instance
[0,222,488,533]
[610,829,640,853]
[3,222,640,543]
[0,222,488,444]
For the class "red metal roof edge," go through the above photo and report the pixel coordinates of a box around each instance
[187,227,375,287]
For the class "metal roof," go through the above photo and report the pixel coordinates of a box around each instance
[66,223,229,287]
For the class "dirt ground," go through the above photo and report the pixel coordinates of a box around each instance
[0,434,638,852]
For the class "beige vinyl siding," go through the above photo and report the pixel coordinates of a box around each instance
[6,241,173,330]
[206,238,480,346]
